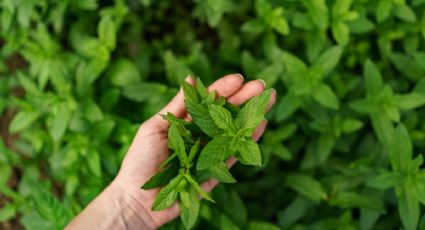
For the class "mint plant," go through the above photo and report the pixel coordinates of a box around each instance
[142,78,271,229]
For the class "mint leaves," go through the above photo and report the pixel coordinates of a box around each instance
[141,78,270,229]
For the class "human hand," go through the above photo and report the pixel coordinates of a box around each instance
[66,74,276,230]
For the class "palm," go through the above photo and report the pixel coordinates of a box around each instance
[114,74,276,228]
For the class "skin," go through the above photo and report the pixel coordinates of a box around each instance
[66,74,277,230]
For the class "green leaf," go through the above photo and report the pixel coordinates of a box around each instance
[183,81,200,103]
[241,19,266,34]
[235,89,271,136]
[277,196,312,228]
[313,46,342,76]
[275,90,303,121]
[142,163,179,189]
[366,171,401,189]
[98,15,116,50]
[186,101,222,137]
[399,185,420,230]
[302,0,328,30]
[390,53,423,80]
[312,83,339,109]
[202,162,236,183]
[285,174,327,203]
[370,112,394,147]
[9,110,40,133]
[394,5,417,22]
[108,58,141,87]
[168,124,188,165]
[395,93,425,110]
[0,203,16,222]
[208,104,235,133]
[349,98,377,113]
[195,78,208,100]
[389,124,412,171]
[237,139,262,166]
[342,119,363,133]
[47,103,72,142]
[179,186,200,229]
[329,191,384,212]
[123,82,167,102]
[152,175,183,211]
[197,136,236,170]
[364,59,383,97]
[332,21,349,46]
[188,139,201,163]
[185,174,214,203]
[376,0,392,22]
[86,148,102,177]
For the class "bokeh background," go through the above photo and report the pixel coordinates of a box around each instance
[1,0,425,229]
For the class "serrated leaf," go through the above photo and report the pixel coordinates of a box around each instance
[185,174,214,203]
[168,124,187,165]
[152,175,183,211]
[183,81,200,103]
[187,139,201,163]
[237,139,262,166]
[197,136,236,170]
[235,89,271,136]
[202,162,236,183]
[195,78,208,99]
[186,101,222,137]
[179,186,200,229]
[208,104,235,133]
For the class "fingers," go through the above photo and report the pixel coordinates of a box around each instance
[227,80,265,105]
[252,120,267,141]
[207,73,244,98]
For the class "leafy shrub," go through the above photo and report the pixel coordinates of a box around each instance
[1,0,425,229]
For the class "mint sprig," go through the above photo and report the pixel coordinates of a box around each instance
[141,78,270,229]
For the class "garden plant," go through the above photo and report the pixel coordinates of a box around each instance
[1,0,425,229]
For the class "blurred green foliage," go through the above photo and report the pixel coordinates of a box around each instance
[1,0,425,229]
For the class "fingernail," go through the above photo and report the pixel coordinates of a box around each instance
[185,76,192,82]
[258,79,266,88]
[235,73,244,82]
[271,88,277,94]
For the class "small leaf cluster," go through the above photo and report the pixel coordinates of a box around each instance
[141,78,271,229]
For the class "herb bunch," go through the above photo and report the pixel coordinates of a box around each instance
[141,78,271,229]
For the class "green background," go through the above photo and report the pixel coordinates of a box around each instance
[1,0,425,229]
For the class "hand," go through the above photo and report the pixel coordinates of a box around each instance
[66,74,276,230]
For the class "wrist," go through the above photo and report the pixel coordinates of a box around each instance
[66,180,158,230]
[105,179,159,230]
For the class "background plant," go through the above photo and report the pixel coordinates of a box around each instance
[1,0,425,229]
